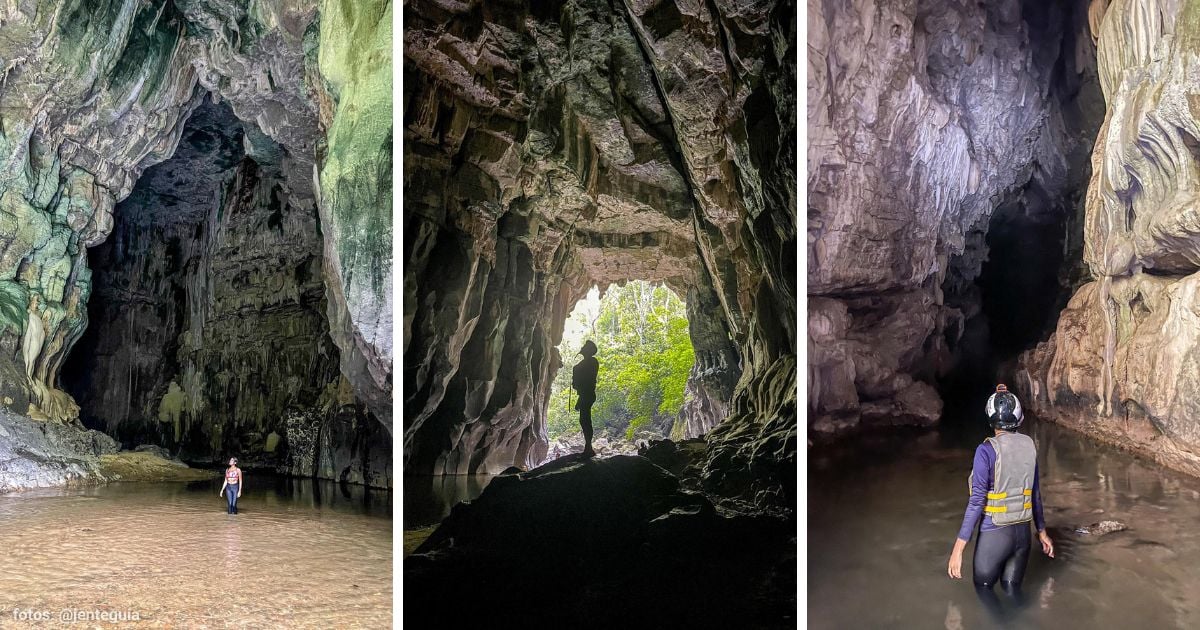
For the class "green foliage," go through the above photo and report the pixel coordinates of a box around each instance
[547,281,694,441]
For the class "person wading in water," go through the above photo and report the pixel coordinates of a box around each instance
[571,340,599,458]
[947,384,1054,619]
[219,457,244,514]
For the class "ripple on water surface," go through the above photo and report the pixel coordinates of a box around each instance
[0,476,392,628]
[809,421,1200,629]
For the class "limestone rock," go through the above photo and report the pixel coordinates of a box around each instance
[1074,520,1128,536]
[0,408,116,493]
[314,0,394,430]
[133,444,182,464]
[1018,0,1200,478]
[808,0,1102,436]
[0,1,393,488]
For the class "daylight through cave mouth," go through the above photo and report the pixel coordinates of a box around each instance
[545,281,693,452]
[59,95,389,484]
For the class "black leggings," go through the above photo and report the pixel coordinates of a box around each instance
[576,394,595,451]
[579,404,594,450]
[973,522,1031,615]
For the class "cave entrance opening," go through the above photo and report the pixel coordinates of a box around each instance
[57,93,389,484]
[544,280,694,459]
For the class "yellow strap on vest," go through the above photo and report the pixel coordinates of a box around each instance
[987,492,1007,500]
[1023,489,1032,496]
[985,503,1033,514]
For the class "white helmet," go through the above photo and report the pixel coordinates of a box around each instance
[985,384,1023,430]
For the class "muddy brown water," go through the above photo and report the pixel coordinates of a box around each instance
[809,420,1200,628]
[0,475,391,628]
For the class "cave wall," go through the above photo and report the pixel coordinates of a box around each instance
[807,0,1100,436]
[62,100,389,486]
[0,1,392,479]
[674,282,741,439]
[403,0,701,476]
[1018,0,1200,477]
[314,0,395,431]
[404,0,796,503]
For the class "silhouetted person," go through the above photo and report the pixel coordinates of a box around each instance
[572,340,599,457]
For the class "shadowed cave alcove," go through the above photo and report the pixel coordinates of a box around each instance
[938,185,1086,427]
[60,96,390,487]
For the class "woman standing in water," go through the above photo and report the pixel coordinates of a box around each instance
[219,457,244,514]
[947,384,1054,615]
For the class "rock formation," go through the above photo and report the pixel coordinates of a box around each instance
[61,99,389,486]
[403,0,796,505]
[406,455,795,626]
[808,0,1102,436]
[0,0,392,489]
[1019,0,1200,478]
[674,282,741,439]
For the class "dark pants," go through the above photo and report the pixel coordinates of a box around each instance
[973,522,1031,619]
[226,484,240,514]
[576,394,595,453]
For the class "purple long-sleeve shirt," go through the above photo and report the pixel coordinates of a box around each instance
[956,441,1045,542]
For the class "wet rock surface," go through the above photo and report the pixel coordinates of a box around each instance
[1074,520,1128,536]
[0,408,116,493]
[0,407,214,493]
[1018,0,1200,481]
[405,455,795,627]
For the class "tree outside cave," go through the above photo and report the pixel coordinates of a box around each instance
[547,281,694,450]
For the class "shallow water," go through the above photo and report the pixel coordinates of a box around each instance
[809,420,1200,628]
[0,476,392,628]
[402,474,494,529]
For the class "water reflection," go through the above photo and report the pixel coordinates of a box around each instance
[809,420,1200,628]
[0,476,392,628]
[403,474,494,529]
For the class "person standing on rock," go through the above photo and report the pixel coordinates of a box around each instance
[572,340,600,458]
[947,384,1054,619]
[219,457,244,514]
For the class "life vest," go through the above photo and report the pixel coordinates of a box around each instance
[977,432,1036,526]
[226,467,241,484]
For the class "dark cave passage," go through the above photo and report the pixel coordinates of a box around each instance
[927,0,1104,433]
[60,95,390,487]
[938,196,1082,430]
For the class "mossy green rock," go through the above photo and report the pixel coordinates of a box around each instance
[316,0,394,430]
[0,1,392,487]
